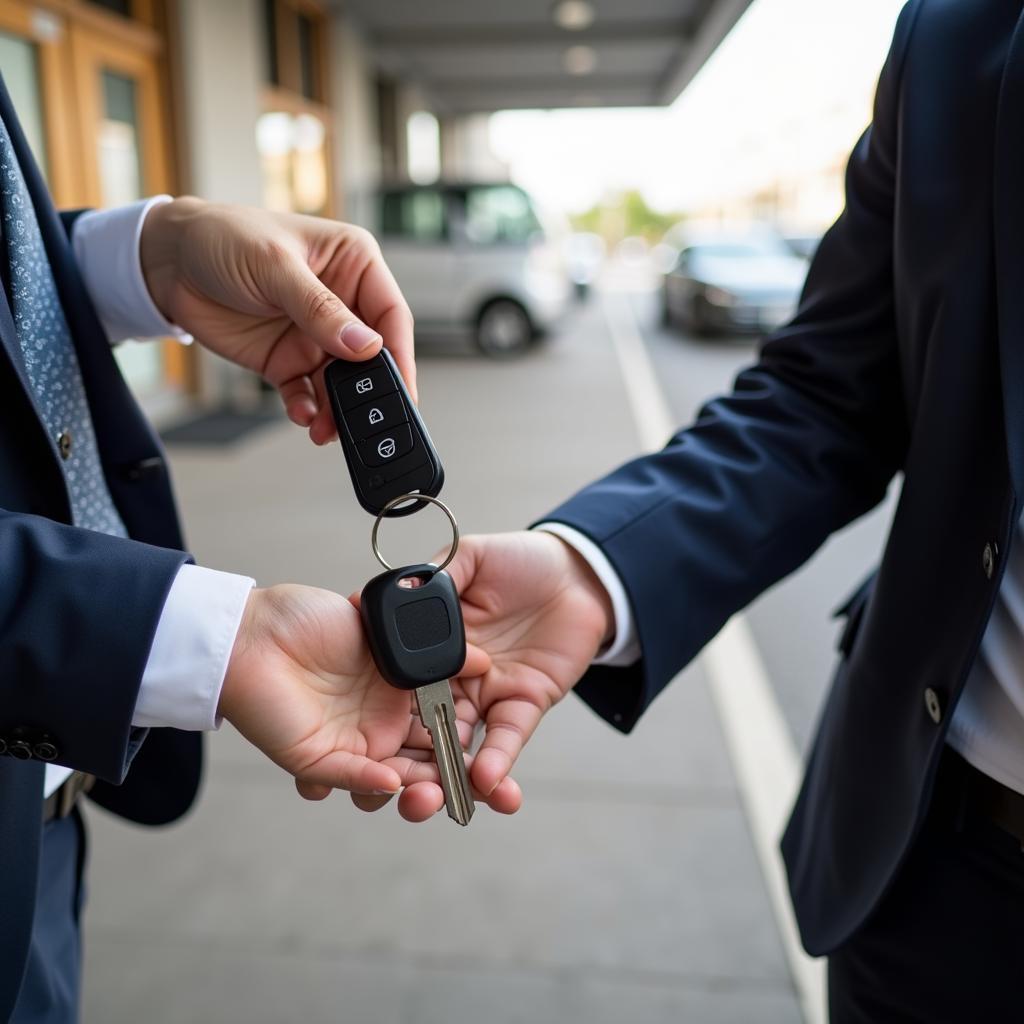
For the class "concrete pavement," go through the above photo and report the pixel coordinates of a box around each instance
[81,289,802,1023]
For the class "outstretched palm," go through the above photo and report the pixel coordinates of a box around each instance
[358,531,614,820]
[221,583,487,798]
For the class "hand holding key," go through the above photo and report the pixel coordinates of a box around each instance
[218,583,425,794]
[351,530,614,821]
[217,581,520,807]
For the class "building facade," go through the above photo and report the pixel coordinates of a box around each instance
[0,0,437,420]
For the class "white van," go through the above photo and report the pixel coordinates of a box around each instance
[374,183,570,357]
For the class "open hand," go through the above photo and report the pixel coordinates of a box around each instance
[219,583,516,812]
[351,531,615,820]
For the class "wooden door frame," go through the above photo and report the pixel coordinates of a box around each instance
[68,21,170,205]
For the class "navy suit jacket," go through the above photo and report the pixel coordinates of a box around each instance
[548,0,1024,956]
[0,77,202,1016]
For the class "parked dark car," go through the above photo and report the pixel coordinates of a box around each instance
[783,234,822,260]
[661,234,809,336]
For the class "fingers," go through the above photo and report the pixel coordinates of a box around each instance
[462,642,491,679]
[351,792,395,813]
[350,256,416,402]
[278,373,318,427]
[350,757,524,821]
[470,699,545,798]
[307,365,339,445]
[295,779,333,801]
[295,749,402,796]
[271,254,383,362]
[392,775,522,820]
[483,777,522,815]
[396,782,446,821]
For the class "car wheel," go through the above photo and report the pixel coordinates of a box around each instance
[660,290,673,326]
[475,300,534,357]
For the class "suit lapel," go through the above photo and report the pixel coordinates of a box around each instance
[993,8,1024,498]
[0,77,41,411]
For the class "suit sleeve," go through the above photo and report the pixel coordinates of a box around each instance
[59,209,87,240]
[0,509,190,782]
[542,0,922,732]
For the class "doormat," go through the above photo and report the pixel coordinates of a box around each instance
[160,409,282,447]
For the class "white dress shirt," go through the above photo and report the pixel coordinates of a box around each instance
[948,518,1024,795]
[44,197,254,797]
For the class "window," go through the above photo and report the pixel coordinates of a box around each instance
[406,111,440,185]
[257,111,329,216]
[0,0,189,404]
[0,30,48,174]
[463,186,541,245]
[97,70,143,206]
[380,190,447,243]
[263,0,326,103]
[261,0,333,216]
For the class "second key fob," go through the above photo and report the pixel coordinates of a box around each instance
[325,350,444,517]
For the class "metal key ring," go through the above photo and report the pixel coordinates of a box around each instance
[371,493,460,573]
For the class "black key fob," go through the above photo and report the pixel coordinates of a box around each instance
[360,564,466,691]
[325,349,444,517]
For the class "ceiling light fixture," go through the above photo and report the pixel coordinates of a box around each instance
[552,1,595,31]
[563,44,597,76]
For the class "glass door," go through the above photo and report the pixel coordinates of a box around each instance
[0,1,79,204]
[70,22,180,399]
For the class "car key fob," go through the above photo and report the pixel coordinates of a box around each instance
[325,349,444,517]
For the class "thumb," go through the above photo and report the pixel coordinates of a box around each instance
[273,255,383,359]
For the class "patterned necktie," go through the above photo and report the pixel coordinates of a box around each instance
[0,116,127,537]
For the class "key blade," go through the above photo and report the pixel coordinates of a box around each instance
[416,680,475,826]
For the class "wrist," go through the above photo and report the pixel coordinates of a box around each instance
[552,535,616,649]
[140,195,205,320]
[218,586,265,724]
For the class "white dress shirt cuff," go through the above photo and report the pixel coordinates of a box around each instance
[71,195,194,345]
[534,522,641,667]
[133,564,255,732]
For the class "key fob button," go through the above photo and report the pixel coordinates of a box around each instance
[358,423,415,466]
[346,392,408,441]
[335,365,397,411]
[325,350,445,516]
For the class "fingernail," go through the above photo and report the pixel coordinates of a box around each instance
[373,787,400,795]
[340,321,382,353]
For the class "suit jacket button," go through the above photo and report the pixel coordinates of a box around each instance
[983,542,998,579]
[8,740,32,760]
[57,430,73,460]
[924,687,943,724]
[33,742,58,761]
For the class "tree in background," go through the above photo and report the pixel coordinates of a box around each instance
[571,189,682,246]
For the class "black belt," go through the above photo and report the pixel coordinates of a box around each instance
[935,748,1024,848]
[42,771,94,824]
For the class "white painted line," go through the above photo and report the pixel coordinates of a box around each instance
[602,291,827,1024]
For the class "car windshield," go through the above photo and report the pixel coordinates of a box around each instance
[463,185,542,244]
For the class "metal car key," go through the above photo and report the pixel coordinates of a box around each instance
[325,350,444,517]
[360,562,475,825]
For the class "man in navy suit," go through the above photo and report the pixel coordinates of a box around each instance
[0,71,528,1021]
[364,1,1024,1018]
